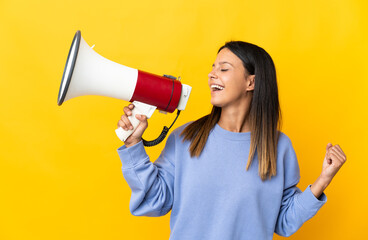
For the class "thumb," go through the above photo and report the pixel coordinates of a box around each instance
[324,143,333,165]
[135,114,148,127]
[326,143,333,152]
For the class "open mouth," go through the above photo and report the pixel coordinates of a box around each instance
[210,84,225,91]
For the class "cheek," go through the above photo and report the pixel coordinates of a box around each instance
[224,75,247,93]
[226,85,245,99]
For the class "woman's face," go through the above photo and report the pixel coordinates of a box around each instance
[208,47,254,108]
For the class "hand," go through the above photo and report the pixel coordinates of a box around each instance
[117,104,148,147]
[320,143,347,183]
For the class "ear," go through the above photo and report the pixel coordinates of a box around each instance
[246,75,255,91]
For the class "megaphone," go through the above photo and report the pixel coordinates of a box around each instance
[58,30,192,145]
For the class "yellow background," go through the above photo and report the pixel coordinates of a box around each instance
[0,0,367,239]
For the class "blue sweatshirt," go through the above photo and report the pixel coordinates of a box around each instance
[117,123,327,239]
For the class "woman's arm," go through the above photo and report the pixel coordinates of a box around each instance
[275,138,328,237]
[116,104,176,216]
[310,143,347,198]
[275,183,327,237]
[275,141,347,237]
[117,134,176,217]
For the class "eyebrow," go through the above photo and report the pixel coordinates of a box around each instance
[212,61,234,67]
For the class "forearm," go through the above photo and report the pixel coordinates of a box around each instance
[275,184,327,237]
[117,141,175,216]
[310,176,331,199]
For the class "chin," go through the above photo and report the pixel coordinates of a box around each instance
[210,99,225,108]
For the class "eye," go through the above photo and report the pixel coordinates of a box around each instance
[221,69,228,72]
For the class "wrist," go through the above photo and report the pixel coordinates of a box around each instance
[318,174,332,187]
[315,175,331,190]
[125,139,141,148]
[310,175,331,199]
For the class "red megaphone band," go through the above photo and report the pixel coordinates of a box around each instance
[130,70,182,113]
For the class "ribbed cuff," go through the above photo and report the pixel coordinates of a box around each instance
[296,184,327,212]
[117,140,149,169]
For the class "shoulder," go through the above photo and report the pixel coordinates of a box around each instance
[162,121,193,143]
[160,122,193,154]
[277,131,294,150]
[277,131,299,166]
[277,132,301,186]
[169,121,194,139]
[277,131,298,163]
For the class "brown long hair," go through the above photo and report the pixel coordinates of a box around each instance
[180,41,282,181]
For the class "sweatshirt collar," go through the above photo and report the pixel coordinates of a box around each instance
[212,123,251,141]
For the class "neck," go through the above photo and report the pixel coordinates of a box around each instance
[217,98,252,133]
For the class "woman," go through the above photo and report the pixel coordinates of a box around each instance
[117,41,346,239]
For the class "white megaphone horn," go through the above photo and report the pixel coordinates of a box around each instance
[58,30,192,146]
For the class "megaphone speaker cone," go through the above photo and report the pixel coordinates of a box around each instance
[58,30,81,106]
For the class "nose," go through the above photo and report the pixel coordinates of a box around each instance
[208,69,217,79]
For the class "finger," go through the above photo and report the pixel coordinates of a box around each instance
[333,145,346,158]
[128,104,135,109]
[330,147,344,160]
[328,151,344,166]
[334,147,346,163]
[325,143,333,159]
[121,115,133,130]
[326,143,333,151]
[117,119,128,130]
[120,114,133,130]
[123,106,132,116]
[118,118,129,131]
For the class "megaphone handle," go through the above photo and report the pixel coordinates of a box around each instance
[115,101,157,142]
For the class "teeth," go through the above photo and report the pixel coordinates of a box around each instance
[211,84,224,90]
